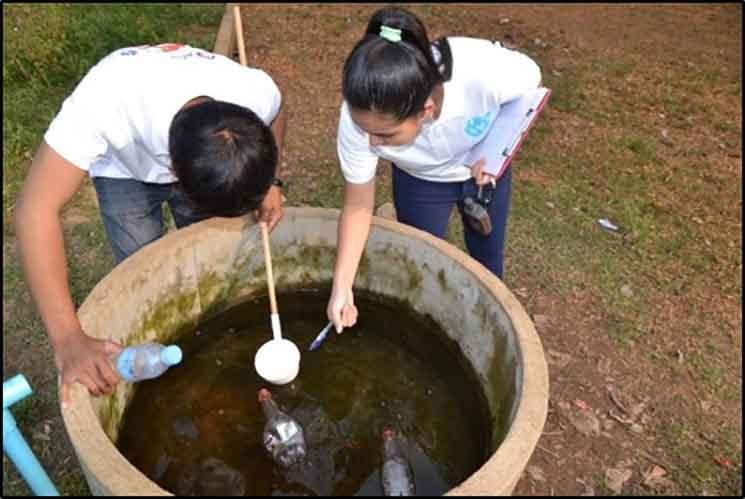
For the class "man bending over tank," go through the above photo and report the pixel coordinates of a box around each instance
[13,43,288,407]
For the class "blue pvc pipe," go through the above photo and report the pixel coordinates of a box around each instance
[3,374,59,496]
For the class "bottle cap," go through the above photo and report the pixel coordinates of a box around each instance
[161,345,183,366]
[382,427,395,440]
[258,388,272,402]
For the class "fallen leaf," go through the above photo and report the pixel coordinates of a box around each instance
[577,478,596,496]
[526,465,546,482]
[604,467,632,494]
[713,456,733,469]
[643,465,676,491]
[644,465,666,479]
[567,408,601,437]
[573,399,591,411]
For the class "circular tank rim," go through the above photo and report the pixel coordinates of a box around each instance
[61,206,549,496]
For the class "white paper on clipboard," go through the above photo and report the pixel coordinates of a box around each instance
[465,87,551,177]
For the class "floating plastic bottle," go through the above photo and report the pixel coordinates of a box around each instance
[115,342,182,382]
[258,388,307,468]
[381,427,415,496]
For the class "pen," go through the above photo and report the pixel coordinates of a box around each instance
[309,322,334,351]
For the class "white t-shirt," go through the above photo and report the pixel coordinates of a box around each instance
[337,37,541,184]
[44,43,281,183]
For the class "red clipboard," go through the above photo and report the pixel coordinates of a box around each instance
[498,88,551,178]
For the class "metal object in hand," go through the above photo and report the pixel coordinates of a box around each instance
[462,182,495,236]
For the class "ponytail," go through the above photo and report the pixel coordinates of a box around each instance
[432,37,453,81]
[342,7,453,121]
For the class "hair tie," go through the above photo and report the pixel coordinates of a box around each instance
[380,25,402,43]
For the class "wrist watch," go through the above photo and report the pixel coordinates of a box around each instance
[271,177,284,188]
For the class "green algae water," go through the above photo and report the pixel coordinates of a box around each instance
[116,288,493,496]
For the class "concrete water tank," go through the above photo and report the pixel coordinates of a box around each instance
[61,207,548,495]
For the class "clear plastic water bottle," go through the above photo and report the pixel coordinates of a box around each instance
[381,427,415,496]
[258,388,307,468]
[115,342,183,382]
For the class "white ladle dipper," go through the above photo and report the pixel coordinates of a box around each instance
[254,222,301,385]
[232,6,300,385]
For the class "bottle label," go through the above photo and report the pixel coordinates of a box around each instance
[116,348,136,381]
[276,420,299,441]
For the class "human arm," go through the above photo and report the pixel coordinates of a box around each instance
[327,177,376,333]
[14,141,122,408]
[327,102,381,332]
[256,99,287,232]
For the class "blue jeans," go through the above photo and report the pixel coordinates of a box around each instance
[92,177,211,265]
[392,165,512,279]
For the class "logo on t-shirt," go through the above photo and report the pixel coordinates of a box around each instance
[464,111,493,137]
[156,43,184,52]
[117,44,216,61]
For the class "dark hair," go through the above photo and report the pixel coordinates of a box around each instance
[169,100,277,217]
[342,7,453,121]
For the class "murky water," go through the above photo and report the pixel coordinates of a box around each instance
[117,288,493,496]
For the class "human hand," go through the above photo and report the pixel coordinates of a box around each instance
[53,331,123,409]
[470,158,498,187]
[327,286,358,334]
[255,185,284,232]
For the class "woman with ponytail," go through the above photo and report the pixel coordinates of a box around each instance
[328,7,542,333]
